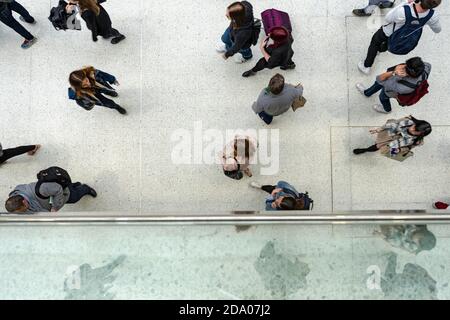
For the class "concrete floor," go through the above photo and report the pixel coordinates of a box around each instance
[1,0,449,214]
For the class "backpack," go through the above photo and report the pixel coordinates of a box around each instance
[296,192,314,210]
[397,73,429,107]
[48,0,72,31]
[35,167,72,199]
[388,4,434,55]
[251,19,262,46]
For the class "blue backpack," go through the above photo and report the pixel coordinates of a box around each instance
[388,4,434,55]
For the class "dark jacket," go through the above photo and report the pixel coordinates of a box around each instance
[80,0,114,41]
[68,69,117,110]
[224,1,254,57]
[265,36,294,69]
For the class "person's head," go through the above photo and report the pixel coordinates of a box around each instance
[408,116,432,138]
[226,2,246,27]
[69,66,97,96]
[418,0,441,10]
[405,57,425,78]
[270,27,289,45]
[412,227,436,253]
[5,195,28,213]
[268,73,285,95]
[273,196,297,210]
[77,0,100,15]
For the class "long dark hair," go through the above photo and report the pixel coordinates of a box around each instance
[407,116,432,144]
[228,2,246,28]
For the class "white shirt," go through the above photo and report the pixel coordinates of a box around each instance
[382,0,441,37]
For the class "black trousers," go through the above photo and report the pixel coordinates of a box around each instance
[67,183,92,204]
[0,145,35,164]
[364,27,389,68]
[251,57,295,73]
[96,92,121,109]
[0,1,34,40]
[262,185,276,194]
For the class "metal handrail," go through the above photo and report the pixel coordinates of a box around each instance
[1,211,450,225]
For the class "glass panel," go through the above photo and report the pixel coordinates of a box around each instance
[0,223,447,300]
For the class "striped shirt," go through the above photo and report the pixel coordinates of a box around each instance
[382,119,417,150]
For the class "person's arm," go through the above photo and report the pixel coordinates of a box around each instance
[38,183,66,212]
[260,36,271,62]
[95,69,117,85]
[82,11,98,42]
[385,3,406,24]
[427,13,441,33]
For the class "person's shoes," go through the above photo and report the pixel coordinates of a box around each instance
[242,70,256,78]
[352,9,371,17]
[115,106,127,115]
[358,60,371,75]
[21,37,37,49]
[111,34,126,44]
[108,91,119,97]
[356,83,367,95]
[280,63,296,70]
[27,144,41,156]
[234,53,251,64]
[380,1,395,9]
[433,202,449,210]
[373,104,390,114]
[86,185,97,198]
[19,16,36,24]
[215,41,227,53]
[249,181,262,189]
[353,148,367,155]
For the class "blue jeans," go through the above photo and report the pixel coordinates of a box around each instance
[221,27,253,60]
[364,82,392,112]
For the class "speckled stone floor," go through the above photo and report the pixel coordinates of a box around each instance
[1,0,449,214]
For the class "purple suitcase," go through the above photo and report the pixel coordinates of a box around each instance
[261,8,292,35]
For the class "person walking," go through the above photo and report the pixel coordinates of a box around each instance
[242,26,295,77]
[221,135,257,180]
[252,73,303,124]
[0,143,40,165]
[66,0,125,44]
[353,0,396,17]
[356,57,430,113]
[249,180,313,211]
[0,0,37,49]
[353,115,432,158]
[358,0,441,74]
[68,66,127,114]
[216,1,256,64]
[4,168,97,214]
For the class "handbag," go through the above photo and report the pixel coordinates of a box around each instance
[292,84,306,111]
[382,148,414,162]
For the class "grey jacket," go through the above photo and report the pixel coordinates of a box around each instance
[377,63,431,98]
[252,84,303,116]
[9,182,70,213]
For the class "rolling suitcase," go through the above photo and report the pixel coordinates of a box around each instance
[261,8,292,35]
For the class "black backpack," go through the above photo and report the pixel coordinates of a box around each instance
[296,192,314,210]
[251,19,262,46]
[35,167,72,199]
[48,0,71,31]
